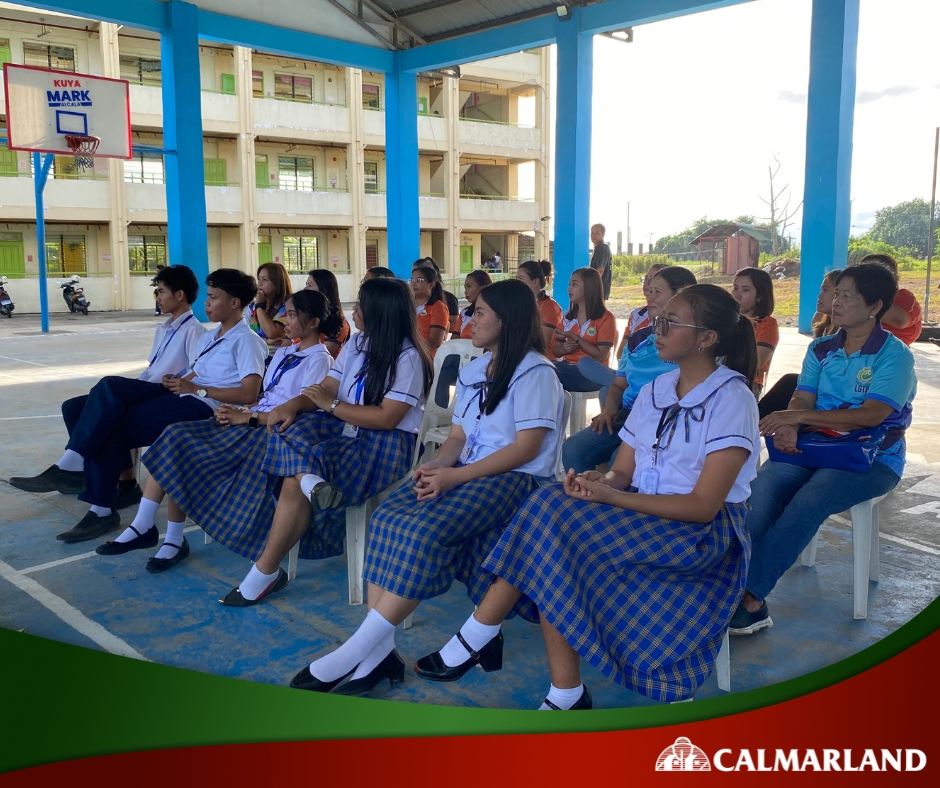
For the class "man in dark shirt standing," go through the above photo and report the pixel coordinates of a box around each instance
[590,223,613,300]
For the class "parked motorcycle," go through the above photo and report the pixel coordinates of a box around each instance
[0,276,14,318]
[59,274,90,315]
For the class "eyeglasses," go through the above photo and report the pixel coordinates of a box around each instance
[410,277,426,284]
[653,315,710,336]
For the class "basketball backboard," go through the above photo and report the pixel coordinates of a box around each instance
[3,64,131,159]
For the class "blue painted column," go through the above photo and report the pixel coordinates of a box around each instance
[385,58,421,278]
[161,0,209,319]
[798,0,859,331]
[553,7,593,305]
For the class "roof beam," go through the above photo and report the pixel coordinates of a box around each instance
[393,0,467,17]
[359,0,427,45]
[323,0,396,49]
[423,4,558,44]
[8,0,165,31]
[580,0,754,35]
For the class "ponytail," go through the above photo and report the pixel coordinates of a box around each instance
[415,264,444,306]
[682,283,758,389]
[723,314,758,388]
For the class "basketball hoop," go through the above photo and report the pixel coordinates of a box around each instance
[65,134,101,172]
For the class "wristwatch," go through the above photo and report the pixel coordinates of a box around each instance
[329,399,341,414]
[196,388,208,398]
[248,414,260,429]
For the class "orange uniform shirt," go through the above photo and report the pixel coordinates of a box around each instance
[753,315,779,389]
[884,288,923,345]
[558,309,617,364]
[416,300,450,357]
[321,316,350,360]
[538,296,563,333]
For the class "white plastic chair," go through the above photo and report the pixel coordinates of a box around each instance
[800,494,887,619]
[419,338,484,458]
[566,390,599,436]
[555,392,573,481]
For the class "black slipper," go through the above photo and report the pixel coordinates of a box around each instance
[219,567,289,607]
[145,537,190,574]
[96,524,159,555]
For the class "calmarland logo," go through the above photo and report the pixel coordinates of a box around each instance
[857,367,874,385]
[586,326,597,337]
[655,738,927,772]
[655,738,711,771]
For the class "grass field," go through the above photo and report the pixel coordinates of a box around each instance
[606,271,936,327]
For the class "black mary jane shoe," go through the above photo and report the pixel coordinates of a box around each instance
[289,664,355,693]
[331,650,406,696]
[96,524,159,555]
[218,567,289,607]
[145,537,190,574]
[414,631,503,683]
[541,685,593,711]
[309,481,345,512]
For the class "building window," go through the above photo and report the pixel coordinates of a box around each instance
[362,83,381,110]
[0,38,12,69]
[255,154,269,188]
[279,156,314,191]
[252,70,263,97]
[124,152,165,184]
[204,158,228,186]
[45,235,86,274]
[24,42,76,71]
[364,161,379,193]
[282,236,318,272]
[120,54,162,86]
[274,73,312,102]
[128,235,168,274]
[366,239,379,269]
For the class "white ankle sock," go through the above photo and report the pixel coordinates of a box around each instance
[539,684,585,711]
[154,520,185,560]
[439,613,501,667]
[310,608,395,682]
[239,564,281,601]
[300,473,326,498]
[56,450,84,472]
[350,631,396,680]
[89,505,112,517]
[115,498,161,542]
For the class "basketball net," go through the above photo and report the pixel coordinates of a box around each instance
[64,134,101,172]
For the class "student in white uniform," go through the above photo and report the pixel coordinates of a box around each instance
[97,289,340,572]
[209,277,434,607]
[10,265,206,509]
[414,284,760,708]
[287,279,564,696]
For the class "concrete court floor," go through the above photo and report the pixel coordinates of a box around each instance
[2,309,940,710]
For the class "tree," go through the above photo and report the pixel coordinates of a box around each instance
[758,155,802,256]
[867,198,939,259]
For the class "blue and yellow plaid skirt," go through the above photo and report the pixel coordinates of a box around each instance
[363,471,541,611]
[260,411,417,560]
[481,483,751,702]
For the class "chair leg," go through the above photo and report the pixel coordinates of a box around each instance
[716,630,731,692]
[801,533,818,567]
[287,542,299,582]
[869,502,880,583]
[403,613,413,630]
[850,500,873,620]
[204,531,212,545]
[346,501,368,605]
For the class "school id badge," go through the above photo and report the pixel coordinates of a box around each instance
[638,467,660,495]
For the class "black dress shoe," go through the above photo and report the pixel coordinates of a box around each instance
[414,631,503,683]
[218,567,289,606]
[542,685,593,711]
[331,650,406,696]
[96,524,158,555]
[309,481,345,512]
[145,537,190,574]
[289,664,354,693]
[56,510,121,542]
[11,465,85,495]
[112,482,144,510]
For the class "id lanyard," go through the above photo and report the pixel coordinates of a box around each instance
[256,352,304,407]
[458,383,488,465]
[341,359,368,438]
[148,314,194,369]
[190,334,227,379]
[638,404,681,495]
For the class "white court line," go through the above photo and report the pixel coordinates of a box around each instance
[826,515,940,556]
[18,526,203,575]
[0,353,53,368]
[0,557,146,660]
[0,415,60,421]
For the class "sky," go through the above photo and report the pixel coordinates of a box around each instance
[553,0,940,250]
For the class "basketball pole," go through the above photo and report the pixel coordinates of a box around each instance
[32,152,55,334]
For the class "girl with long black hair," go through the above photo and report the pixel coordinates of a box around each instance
[414,284,760,708]
[305,269,350,358]
[217,277,433,606]
[287,279,564,696]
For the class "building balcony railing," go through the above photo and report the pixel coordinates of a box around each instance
[459,197,538,225]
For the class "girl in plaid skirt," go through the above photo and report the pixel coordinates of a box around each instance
[97,290,341,572]
[218,277,434,607]
[287,279,565,697]
[415,284,762,708]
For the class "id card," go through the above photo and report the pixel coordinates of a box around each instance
[342,422,359,438]
[638,467,660,495]
[458,421,480,465]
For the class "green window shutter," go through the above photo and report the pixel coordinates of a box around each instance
[0,149,18,177]
[258,242,273,266]
[460,245,474,274]
[0,44,12,69]
[204,158,227,186]
[220,73,235,94]
[255,156,269,188]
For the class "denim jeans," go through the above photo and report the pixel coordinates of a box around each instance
[745,459,901,600]
[561,425,623,474]
[576,356,616,407]
[553,360,602,392]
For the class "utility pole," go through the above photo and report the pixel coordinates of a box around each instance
[926,127,938,323]
[627,201,632,254]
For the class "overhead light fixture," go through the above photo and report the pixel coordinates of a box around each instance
[601,27,634,43]
[556,5,571,22]
[423,66,460,80]
[540,215,552,221]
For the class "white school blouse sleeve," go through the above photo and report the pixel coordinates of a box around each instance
[301,344,334,388]
[704,379,760,457]
[327,335,356,386]
[511,358,562,433]
[382,344,426,408]
[234,323,269,379]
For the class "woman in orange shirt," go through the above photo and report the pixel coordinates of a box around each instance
[858,253,922,344]
[552,267,617,391]
[411,264,449,357]
[457,269,493,338]
[732,267,778,398]
[517,259,563,350]
[305,269,350,359]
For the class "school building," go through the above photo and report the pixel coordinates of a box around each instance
[0,3,551,311]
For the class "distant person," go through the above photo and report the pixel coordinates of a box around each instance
[413,258,459,333]
[516,259,563,350]
[590,223,612,300]
[552,267,617,392]
[731,267,778,399]
[304,269,350,359]
[484,252,502,273]
[618,262,669,358]
[247,262,292,355]
[457,270,493,338]
[854,253,922,345]
[363,266,396,281]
